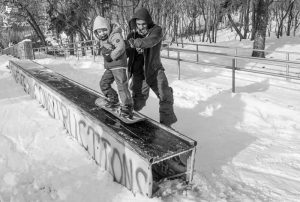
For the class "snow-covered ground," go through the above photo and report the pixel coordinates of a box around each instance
[1,36,300,201]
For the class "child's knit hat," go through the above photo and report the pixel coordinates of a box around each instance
[93,16,110,33]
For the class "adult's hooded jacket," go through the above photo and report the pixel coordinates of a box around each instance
[127,8,164,81]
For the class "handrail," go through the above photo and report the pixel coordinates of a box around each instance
[166,47,300,66]
[164,41,300,56]
[33,39,300,58]
[162,46,300,92]
[32,42,300,67]
[31,40,300,93]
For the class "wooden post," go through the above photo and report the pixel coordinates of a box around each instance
[22,41,34,59]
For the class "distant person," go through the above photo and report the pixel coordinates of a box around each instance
[93,16,133,118]
[126,7,177,127]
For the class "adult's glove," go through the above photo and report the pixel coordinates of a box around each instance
[102,47,113,62]
[124,40,130,49]
[136,48,143,54]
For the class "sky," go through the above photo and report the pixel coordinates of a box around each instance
[1,34,300,201]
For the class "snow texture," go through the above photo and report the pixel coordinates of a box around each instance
[1,36,300,201]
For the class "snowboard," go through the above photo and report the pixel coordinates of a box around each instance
[95,98,145,124]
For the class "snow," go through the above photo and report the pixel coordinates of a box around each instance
[20,39,32,43]
[1,36,300,201]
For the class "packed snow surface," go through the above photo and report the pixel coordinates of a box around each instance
[1,36,300,201]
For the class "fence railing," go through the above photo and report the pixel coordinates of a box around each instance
[32,41,101,61]
[161,46,300,92]
[164,41,300,59]
[163,41,300,80]
[30,40,300,92]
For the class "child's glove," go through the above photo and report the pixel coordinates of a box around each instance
[102,47,113,62]
[127,38,135,48]
[103,43,113,50]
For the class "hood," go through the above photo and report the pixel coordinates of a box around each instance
[93,16,110,33]
[129,7,153,30]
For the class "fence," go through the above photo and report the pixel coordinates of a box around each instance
[161,42,300,92]
[16,39,300,92]
[32,40,100,61]
[2,40,34,59]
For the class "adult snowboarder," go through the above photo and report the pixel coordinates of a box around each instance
[126,7,177,127]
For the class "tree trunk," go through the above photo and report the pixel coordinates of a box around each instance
[243,0,250,39]
[252,0,270,58]
[267,17,272,37]
[162,12,167,40]
[198,16,202,41]
[193,18,196,42]
[173,14,178,43]
[250,0,257,40]
[293,11,300,36]
[277,0,294,38]
[202,15,207,42]
[227,13,244,40]
[80,34,86,56]
[277,11,284,38]
[69,34,74,55]
[286,1,295,36]
[23,7,47,46]
[180,18,184,47]
[26,19,46,47]
[200,3,207,42]
[214,13,219,42]
[206,5,211,43]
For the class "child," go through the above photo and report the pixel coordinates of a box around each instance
[93,16,133,118]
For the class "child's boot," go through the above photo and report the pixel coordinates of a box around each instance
[120,105,133,119]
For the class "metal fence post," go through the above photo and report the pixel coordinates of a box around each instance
[93,43,96,61]
[286,53,290,80]
[64,47,67,60]
[196,45,199,62]
[32,48,35,60]
[77,43,79,60]
[232,58,236,93]
[177,51,181,80]
[235,48,238,69]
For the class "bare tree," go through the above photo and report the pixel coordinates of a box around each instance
[272,0,295,38]
[2,0,49,46]
[252,0,273,58]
